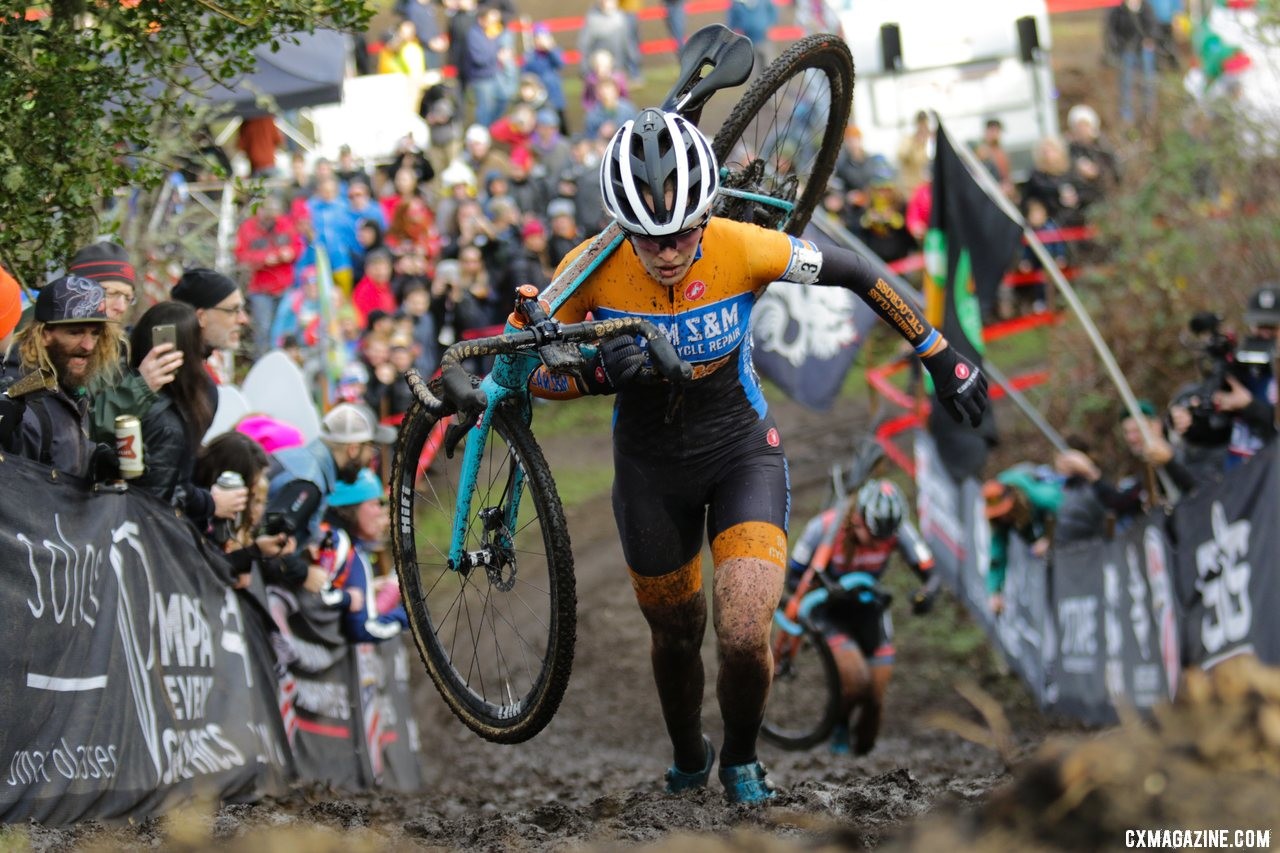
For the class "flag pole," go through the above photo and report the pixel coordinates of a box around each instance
[811,214,1070,454]
[983,360,1070,453]
[936,116,1179,500]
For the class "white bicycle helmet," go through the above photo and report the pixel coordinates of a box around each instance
[600,108,720,236]
[855,479,906,540]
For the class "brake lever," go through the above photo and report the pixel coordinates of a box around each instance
[634,321,693,385]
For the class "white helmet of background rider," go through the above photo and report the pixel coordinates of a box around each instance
[855,479,906,540]
[600,108,720,236]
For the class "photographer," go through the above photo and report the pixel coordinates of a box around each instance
[1171,286,1278,475]
[1221,285,1278,469]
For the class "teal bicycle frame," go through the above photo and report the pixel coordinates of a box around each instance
[440,183,797,574]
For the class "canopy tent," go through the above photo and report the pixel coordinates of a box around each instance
[186,29,350,117]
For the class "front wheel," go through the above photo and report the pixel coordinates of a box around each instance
[760,616,841,750]
[711,33,855,235]
[389,399,576,743]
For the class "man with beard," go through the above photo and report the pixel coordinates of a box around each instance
[2,275,122,478]
[70,240,186,445]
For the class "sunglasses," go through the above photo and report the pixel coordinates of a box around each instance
[625,222,705,254]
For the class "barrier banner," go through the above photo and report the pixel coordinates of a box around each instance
[357,641,424,793]
[1108,516,1180,708]
[993,535,1050,707]
[270,592,423,791]
[269,589,372,791]
[0,455,289,825]
[1172,443,1280,669]
[1049,520,1178,723]
[915,432,991,616]
[917,431,1048,700]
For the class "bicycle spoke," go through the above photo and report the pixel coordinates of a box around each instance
[393,399,575,742]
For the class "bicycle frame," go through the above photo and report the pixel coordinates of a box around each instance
[772,571,880,638]
[439,180,799,573]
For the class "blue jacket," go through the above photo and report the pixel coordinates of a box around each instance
[461,23,502,83]
[306,196,360,274]
[523,48,566,111]
[335,531,410,643]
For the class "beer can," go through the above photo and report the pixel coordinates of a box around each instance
[216,470,245,491]
[114,415,144,479]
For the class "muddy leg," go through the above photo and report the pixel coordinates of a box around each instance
[633,558,709,772]
[712,556,785,766]
[853,664,892,755]
[830,638,873,722]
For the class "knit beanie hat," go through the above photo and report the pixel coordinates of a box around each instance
[69,241,136,286]
[172,268,238,309]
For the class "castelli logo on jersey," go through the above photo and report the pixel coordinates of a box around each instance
[766,428,780,447]
[955,363,970,380]
[684,280,706,301]
[595,365,607,384]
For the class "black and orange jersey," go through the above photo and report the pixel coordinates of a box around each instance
[543,217,937,459]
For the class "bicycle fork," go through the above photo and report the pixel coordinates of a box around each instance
[446,354,538,581]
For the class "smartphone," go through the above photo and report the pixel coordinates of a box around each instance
[152,324,177,350]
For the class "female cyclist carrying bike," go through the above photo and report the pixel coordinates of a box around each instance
[532,109,986,803]
[785,479,939,756]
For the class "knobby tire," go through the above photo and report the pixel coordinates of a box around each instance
[711,33,855,235]
[760,621,842,750]
[390,398,576,743]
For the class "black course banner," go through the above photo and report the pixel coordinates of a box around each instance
[0,454,289,825]
[1172,444,1280,669]
[270,589,371,791]
[1049,518,1177,724]
[360,641,424,793]
[992,535,1049,707]
[916,431,1046,705]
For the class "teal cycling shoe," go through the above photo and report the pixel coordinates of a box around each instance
[829,722,851,755]
[664,735,715,794]
[719,759,778,804]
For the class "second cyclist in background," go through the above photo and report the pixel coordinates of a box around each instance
[786,479,938,756]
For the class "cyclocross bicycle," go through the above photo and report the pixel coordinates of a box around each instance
[390,24,855,743]
[761,437,889,749]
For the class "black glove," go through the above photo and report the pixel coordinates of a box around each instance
[0,393,25,450]
[88,442,121,482]
[582,334,648,395]
[924,345,988,427]
[911,587,937,615]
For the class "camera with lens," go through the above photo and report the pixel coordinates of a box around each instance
[258,511,297,538]
[1177,311,1275,444]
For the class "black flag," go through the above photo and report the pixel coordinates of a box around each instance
[923,123,1022,481]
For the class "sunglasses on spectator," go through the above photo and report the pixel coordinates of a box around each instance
[625,222,706,254]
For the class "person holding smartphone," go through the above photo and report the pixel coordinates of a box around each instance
[128,301,247,527]
[70,240,187,445]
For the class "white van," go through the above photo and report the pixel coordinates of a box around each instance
[797,0,1059,179]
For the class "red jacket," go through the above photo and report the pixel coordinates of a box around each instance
[235,214,303,297]
[352,276,398,328]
